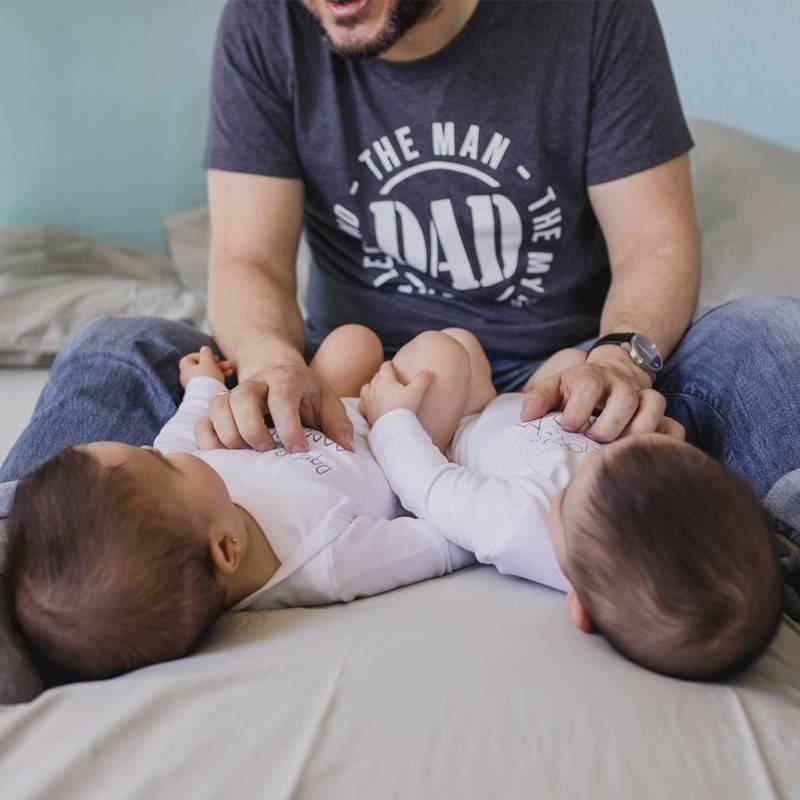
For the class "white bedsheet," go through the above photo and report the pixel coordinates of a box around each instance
[0,568,798,799]
[0,368,48,466]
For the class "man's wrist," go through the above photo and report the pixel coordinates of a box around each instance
[586,345,653,389]
[236,336,306,381]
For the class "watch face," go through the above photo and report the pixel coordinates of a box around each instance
[631,334,663,372]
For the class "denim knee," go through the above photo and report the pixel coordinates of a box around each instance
[55,315,210,366]
[698,296,800,344]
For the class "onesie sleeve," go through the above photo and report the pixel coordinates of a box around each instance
[368,409,570,592]
[153,377,228,454]
[327,513,475,603]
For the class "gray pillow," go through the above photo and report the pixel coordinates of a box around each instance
[689,120,800,311]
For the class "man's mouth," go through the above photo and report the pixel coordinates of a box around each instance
[325,0,370,20]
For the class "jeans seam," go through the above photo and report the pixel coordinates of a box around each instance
[660,388,728,428]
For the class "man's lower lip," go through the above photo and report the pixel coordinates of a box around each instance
[325,0,369,19]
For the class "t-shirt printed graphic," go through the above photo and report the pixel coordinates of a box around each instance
[334,120,564,311]
[205,0,693,358]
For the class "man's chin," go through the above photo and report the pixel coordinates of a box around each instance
[299,0,439,60]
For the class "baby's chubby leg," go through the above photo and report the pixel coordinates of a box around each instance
[309,325,384,398]
[391,329,495,452]
[439,328,497,415]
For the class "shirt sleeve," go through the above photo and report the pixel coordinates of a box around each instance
[368,410,570,592]
[203,0,302,178]
[153,377,227,454]
[328,513,475,603]
[585,0,694,185]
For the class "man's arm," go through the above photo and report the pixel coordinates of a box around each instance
[523,155,701,441]
[208,170,306,378]
[199,170,354,454]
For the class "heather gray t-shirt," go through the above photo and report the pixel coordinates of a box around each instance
[204,0,693,358]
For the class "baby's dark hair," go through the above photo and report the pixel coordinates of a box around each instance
[567,440,783,681]
[6,447,226,682]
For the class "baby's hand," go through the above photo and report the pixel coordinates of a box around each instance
[359,361,432,426]
[179,346,235,389]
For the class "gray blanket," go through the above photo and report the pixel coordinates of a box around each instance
[0,226,203,367]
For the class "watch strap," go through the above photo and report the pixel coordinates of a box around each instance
[587,333,635,355]
[588,332,657,380]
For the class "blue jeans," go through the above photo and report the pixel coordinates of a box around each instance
[1,297,799,535]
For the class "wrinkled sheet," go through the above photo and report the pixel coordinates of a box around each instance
[0,567,798,799]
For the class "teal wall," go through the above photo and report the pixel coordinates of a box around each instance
[657,0,800,153]
[0,0,227,254]
[1,0,798,255]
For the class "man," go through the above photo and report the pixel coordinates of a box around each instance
[2,1,799,605]
[201,0,699,455]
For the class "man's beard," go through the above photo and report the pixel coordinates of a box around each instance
[302,0,441,60]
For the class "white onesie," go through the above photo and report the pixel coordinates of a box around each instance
[153,377,474,610]
[367,394,605,593]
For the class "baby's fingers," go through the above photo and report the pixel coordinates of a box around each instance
[373,360,402,387]
[198,345,217,364]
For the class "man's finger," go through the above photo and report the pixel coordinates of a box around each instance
[520,375,562,421]
[208,393,252,450]
[657,416,686,441]
[267,386,309,454]
[559,373,606,432]
[585,383,639,442]
[318,389,355,452]
[194,416,225,450]
[228,380,276,452]
[614,388,666,438]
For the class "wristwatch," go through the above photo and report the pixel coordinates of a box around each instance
[588,332,664,379]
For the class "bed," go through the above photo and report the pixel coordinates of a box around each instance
[1,121,799,799]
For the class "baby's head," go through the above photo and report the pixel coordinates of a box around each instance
[549,434,783,681]
[6,443,246,681]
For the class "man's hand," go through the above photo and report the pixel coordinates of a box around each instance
[179,347,234,389]
[359,361,433,427]
[521,346,668,442]
[194,361,354,454]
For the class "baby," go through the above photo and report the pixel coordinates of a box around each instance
[6,325,482,682]
[359,330,784,681]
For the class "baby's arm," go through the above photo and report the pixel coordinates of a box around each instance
[154,348,233,454]
[361,329,496,452]
[367,410,569,591]
[327,513,476,602]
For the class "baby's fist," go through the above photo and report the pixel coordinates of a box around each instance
[179,346,234,388]
[359,361,432,426]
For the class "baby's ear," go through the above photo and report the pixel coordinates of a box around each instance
[208,534,242,576]
[567,589,596,634]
